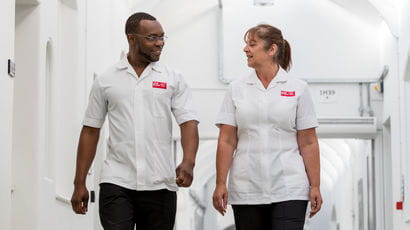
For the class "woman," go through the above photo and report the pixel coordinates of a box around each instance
[212,24,322,230]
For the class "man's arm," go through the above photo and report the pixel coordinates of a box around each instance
[175,120,199,187]
[71,125,100,214]
[297,128,322,218]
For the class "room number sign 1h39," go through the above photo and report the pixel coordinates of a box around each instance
[319,89,337,103]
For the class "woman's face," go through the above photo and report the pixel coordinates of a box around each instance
[243,33,276,68]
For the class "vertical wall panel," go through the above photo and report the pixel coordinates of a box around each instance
[0,0,15,230]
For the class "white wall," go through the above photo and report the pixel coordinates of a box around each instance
[397,0,410,226]
[11,0,132,229]
[378,20,402,230]
[0,1,15,229]
[380,0,410,229]
[398,0,410,81]
[129,0,221,87]
[12,3,41,229]
[55,0,88,205]
[222,0,382,83]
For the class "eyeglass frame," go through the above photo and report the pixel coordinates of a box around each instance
[128,33,167,42]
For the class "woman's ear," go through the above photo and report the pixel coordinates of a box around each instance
[269,44,279,57]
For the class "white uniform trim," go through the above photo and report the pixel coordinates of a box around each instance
[216,68,318,204]
[83,57,199,191]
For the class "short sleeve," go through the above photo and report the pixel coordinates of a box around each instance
[171,74,199,125]
[296,85,318,130]
[82,78,107,128]
[215,84,237,127]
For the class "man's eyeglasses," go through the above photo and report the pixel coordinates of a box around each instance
[130,34,167,42]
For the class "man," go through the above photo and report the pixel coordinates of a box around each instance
[71,12,199,230]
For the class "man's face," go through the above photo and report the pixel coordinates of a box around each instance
[129,20,165,63]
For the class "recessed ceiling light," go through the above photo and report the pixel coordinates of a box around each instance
[254,0,275,6]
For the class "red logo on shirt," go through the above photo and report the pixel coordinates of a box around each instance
[152,81,167,89]
[281,90,295,97]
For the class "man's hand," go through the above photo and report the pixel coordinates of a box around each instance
[212,184,228,216]
[71,126,100,214]
[309,186,323,218]
[175,160,194,187]
[71,185,89,214]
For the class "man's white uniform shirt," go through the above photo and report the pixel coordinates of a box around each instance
[83,57,198,191]
[216,68,318,204]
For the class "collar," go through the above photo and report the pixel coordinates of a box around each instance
[148,61,163,73]
[245,68,288,85]
[115,55,163,74]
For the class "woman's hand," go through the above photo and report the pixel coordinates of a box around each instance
[309,186,323,217]
[212,184,228,216]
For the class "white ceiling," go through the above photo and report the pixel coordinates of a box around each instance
[329,0,383,26]
[329,0,398,35]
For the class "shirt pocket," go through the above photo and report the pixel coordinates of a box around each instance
[269,96,297,129]
[151,87,172,118]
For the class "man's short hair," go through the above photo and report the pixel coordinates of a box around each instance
[125,12,156,35]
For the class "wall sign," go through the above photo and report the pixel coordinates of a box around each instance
[8,59,15,78]
[319,89,337,103]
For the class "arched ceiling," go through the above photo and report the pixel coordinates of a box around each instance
[329,0,398,36]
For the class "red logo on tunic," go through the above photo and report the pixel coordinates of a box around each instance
[152,81,167,89]
[281,90,295,97]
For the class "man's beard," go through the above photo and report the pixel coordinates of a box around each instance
[137,44,159,62]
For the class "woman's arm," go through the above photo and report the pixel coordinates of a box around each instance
[212,124,238,216]
[297,127,322,217]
